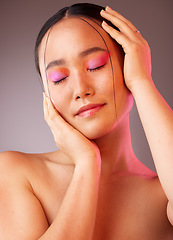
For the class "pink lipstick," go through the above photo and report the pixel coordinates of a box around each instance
[76,103,105,118]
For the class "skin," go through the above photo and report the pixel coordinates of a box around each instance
[0,6,173,240]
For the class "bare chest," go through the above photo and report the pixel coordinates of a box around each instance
[92,180,173,240]
[32,169,173,240]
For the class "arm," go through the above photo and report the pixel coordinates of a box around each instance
[39,159,100,240]
[40,95,101,239]
[101,6,173,223]
[131,76,173,224]
[0,95,101,240]
[0,151,100,240]
[0,151,49,240]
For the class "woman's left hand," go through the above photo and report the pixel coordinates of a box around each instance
[100,6,152,92]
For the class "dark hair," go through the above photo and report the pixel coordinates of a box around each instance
[34,3,119,76]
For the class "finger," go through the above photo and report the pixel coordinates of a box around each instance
[43,92,58,124]
[43,93,67,142]
[43,92,49,119]
[44,94,59,120]
[102,21,134,53]
[104,6,138,32]
[43,92,70,132]
[101,10,138,39]
[43,92,54,129]
[101,10,145,44]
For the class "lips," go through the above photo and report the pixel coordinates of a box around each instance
[75,103,105,118]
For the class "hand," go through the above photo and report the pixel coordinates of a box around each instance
[100,6,152,92]
[43,93,101,166]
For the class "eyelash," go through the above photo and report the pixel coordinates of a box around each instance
[87,64,105,72]
[52,64,106,85]
[53,77,68,85]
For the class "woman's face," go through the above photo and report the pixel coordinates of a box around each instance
[39,17,133,139]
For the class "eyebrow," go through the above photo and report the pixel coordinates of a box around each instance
[45,46,106,71]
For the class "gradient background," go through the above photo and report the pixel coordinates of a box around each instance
[0,0,172,172]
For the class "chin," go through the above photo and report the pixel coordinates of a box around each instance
[76,120,116,140]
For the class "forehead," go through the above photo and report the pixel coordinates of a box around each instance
[49,17,106,43]
[40,17,114,60]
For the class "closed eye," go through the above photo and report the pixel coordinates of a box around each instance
[88,64,105,72]
[47,70,69,85]
[86,51,109,72]
[53,76,68,85]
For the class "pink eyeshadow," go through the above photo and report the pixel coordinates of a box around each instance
[87,51,109,69]
[47,71,67,82]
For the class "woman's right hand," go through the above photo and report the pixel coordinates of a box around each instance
[43,93,101,167]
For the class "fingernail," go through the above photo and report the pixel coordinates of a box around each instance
[43,92,48,101]
[46,96,50,102]
[44,95,50,104]
[106,6,112,10]
[102,21,108,26]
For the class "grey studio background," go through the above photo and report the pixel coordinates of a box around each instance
[0,0,172,172]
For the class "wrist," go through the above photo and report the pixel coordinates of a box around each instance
[75,156,101,179]
[130,77,155,99]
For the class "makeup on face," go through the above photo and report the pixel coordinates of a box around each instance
[86,50,109,71]
[47,68,69,84]
[47,50,110,85]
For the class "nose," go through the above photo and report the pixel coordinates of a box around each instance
[73,71,95,100]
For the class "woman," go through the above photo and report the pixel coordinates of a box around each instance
[0,3,173,239]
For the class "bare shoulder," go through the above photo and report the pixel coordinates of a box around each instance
[0,151,44,179]
[0,151,68,201]
[0,151,50,239]
[0,151,32,180]
[0,150,74,238]
[0,150,29,165]
[0,149,73,171]
[0,150,43,200]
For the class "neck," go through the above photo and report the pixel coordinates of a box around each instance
[93,114,136,179]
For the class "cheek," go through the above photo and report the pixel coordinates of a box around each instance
[97,69,114,95]
[50,90,69,115]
